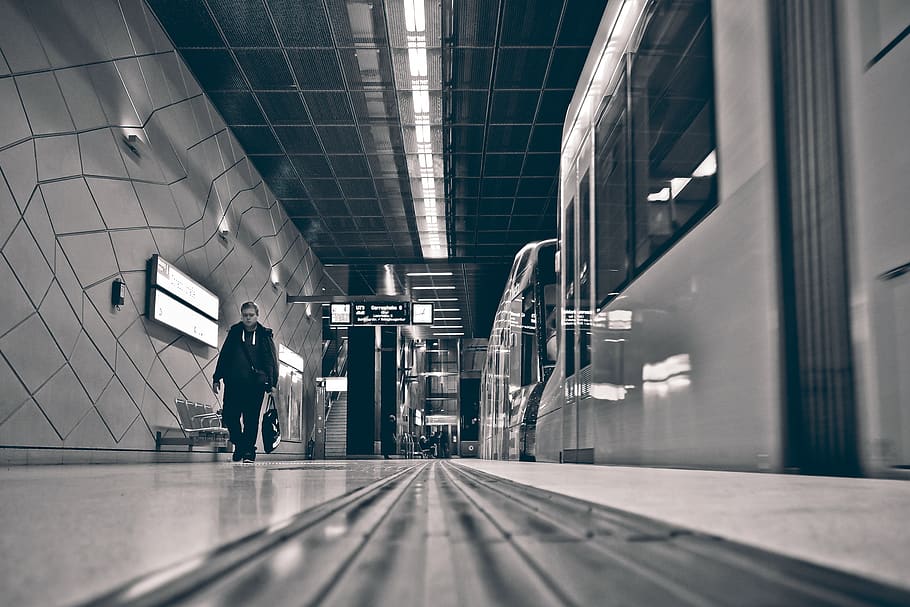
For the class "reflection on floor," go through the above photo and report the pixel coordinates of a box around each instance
[2,459,909,607]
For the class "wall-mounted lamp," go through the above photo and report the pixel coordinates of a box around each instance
[111,278,126,310]
[121,134,142,158]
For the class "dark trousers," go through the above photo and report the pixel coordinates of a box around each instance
[223,382,265,454]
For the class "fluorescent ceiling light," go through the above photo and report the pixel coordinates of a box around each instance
[431,325,462,329]
[433,332,464,336]
[433,307,459,311]
[418,297,458,302]
[434,317,462,321]
[412,286,455,290]
[407,271,453,277]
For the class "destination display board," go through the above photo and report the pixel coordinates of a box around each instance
[149,255,219,320]
[353,301,410,325]
[149,288,219,348]
[146,255,220,347]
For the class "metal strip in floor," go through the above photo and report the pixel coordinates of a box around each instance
[76,461,910,607]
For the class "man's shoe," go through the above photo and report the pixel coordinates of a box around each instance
[242,455,254,463]
[232,449,243,462]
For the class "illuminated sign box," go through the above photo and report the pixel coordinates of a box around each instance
[330,303,352,326]
[278,344,303,372]
[353,302,410,325]
[425,414,458,425]
[412,302,434,325]
[149,255,219,320]
[149,288,219,348]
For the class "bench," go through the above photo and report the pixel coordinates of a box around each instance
[155,398,230,451]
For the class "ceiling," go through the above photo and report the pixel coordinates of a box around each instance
[146,0,607,338]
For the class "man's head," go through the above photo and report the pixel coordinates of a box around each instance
[240,301,259,329]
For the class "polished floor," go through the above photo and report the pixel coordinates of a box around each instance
[2,460,910,606]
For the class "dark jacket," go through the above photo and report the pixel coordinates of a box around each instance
[213,322,278,388]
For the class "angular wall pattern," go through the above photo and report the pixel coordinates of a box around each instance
[0,0,325,461]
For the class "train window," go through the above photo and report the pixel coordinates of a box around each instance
[521,287,537,387]
[594,73,629,306]
[629,0,717,271]
[564,197,576,378]
[578,168,592,369]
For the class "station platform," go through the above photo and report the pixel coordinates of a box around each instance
[2,460,909,607]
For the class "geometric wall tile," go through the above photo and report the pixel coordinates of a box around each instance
[94,378,139,442]
[15,72,74,135]
[23,189,55,267]
[156,344,199,391]
[58,232,118,287]
[79,129,129,179]
[115,415,153,449]
[41,178,105,234]
[118,317,157,375]
[0,352,30,425]
[0,176,19,248]
[111,229,157,273]
[33,364,93,439]
[0,399,63,447]
[53,242,85,314]
[114,344,147,407]
[137,55,174,111]
[135,182,184,228]
[87,178,145,229]
[0,4,49,73]
[55,67,108,131]
[63,406,115,448]
[146,357,180,409]
[0,256,37,339]
[0,139,37,213]
[38,280,81,358]
[35,134,81,182]
[139,381,172,430]
[2,221,53,306]
[115,58,154,125]
[81,300,117,368]
[69,331,113,402]
[86,61,141,128]
[24,0,107,69]
[0,78,31,149]
[150,228,184,262]
[0,313,64,393]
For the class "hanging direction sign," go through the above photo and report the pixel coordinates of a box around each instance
[353,301,410,325]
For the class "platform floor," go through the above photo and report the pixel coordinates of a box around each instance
[1,460,909,606]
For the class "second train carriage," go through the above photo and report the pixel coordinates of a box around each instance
[480,239,557,461]
[482,0,910,475]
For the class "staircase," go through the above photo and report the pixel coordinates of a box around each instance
[324,393,347,459]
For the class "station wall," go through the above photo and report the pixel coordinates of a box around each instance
[0,0,325,463]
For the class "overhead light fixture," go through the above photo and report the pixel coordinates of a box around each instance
[411,286,455,290]
[397,0,446,259]
[434,308,459,312]
[433,332,464,336]
[434,317,462,321]
[431,325,462,329]
[406,272,453,277]
[418,297,458,302]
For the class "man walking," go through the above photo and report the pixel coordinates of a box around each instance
[213,302,278,463]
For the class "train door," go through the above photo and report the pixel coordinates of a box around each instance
[562,136,595,463]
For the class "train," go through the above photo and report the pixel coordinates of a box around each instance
[480,0,910,476]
